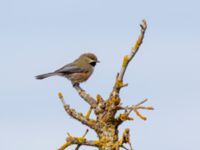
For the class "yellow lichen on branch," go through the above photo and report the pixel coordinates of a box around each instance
[122,55,129,68]
[116,98,154,125]
[134,36,143,49]
[116,79,123,89]
[85,107,92,119]
[58,92,63,99]
[133,20,147,50]
[96,94,104,103]
[117,129,133,150]
[119,114,134,121]
[111,20,148,96]
[58,129,99,150]
[58,141,71,150]
[58,92,66,106]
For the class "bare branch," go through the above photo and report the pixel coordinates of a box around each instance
[118,128,133,150]
[127,99,154,120]
[111,20,147,95]
[85,107,92,119]
[58,92,97,130]
[116,98,154,125]
[58,141,71,150]
[75,129,89,150]
[58,138,99,150]
[118,20,147,81]
[58,130,99,150]
[74,84,97,108]
[116,113,134,125]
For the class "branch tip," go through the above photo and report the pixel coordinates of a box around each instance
[85,107,92,119]
[136,98,148,106]
[111,20,148,95]
[58,92,67,106]
[58,92,63,99]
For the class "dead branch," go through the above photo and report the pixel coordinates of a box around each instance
[74,84,97,108]
[127,99,154,120]
[118,129,133,150]
[75,129,89,150]
[58,92,97,130]
[111,20,147,96]
[116,98,154,125]
[58,130,99,150]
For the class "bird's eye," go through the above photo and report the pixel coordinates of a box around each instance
[89,62,97,67]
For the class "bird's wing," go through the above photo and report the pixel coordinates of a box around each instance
[54,64,86,73]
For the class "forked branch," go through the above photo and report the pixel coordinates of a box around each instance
[58,129,99,150]
[118,129,133,150]
[116,99,154,125]
[58,92,97,130]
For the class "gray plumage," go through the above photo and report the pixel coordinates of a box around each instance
[35,53,99,85]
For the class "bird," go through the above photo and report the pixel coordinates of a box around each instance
[35,53,99,86]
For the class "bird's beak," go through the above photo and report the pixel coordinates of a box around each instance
[97,60,100,63]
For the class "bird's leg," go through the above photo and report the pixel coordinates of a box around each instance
[73,83,84,92]
[73,82,80,87]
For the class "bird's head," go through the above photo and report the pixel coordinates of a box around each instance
[80,53,100,67]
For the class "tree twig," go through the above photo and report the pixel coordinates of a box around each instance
[58,92,97,130]
[118,128,134,150]
[58,130,99,150]
[111,20,147,95]
[116,98,154,125]
[118,20,147,81]
[75,129,89,150]
[74,84,97,108]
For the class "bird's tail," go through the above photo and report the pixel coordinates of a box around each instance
[35,72,56,80]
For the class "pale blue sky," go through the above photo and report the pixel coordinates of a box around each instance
[0,0,200,150]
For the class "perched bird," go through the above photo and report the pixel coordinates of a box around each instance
[35,53,99,85]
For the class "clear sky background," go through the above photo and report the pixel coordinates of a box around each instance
[0,0,200,150]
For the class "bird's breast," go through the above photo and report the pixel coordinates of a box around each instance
[65,71,93,83]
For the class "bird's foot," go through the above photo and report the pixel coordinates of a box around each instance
[73,82,80,87]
